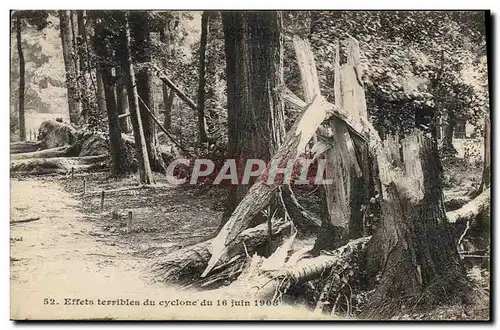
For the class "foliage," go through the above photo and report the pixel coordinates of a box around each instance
[309,11,488,137]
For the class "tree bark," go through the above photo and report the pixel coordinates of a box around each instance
[16,15,26,141]
[479,114,491,192]
[11,155,107,175]
[10,141,44,154]
[120,12,154,184]
[115,65,132,133]
[365,131,465,317]
[96,70,106,114]
[153,218,292,286]
[197,11,210,143]
[70,11,80,80]
[129,11,166,173]
[159,26,174,130]
[442,109,457,155]
[221,11,286,216]
[58,10,81,124]
[163,89,174,130]
[11,146,74,160]
[94,22,132,177]
[76,10,91,121]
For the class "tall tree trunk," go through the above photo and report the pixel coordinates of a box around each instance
[129,11,166,173]
[442,108,457,155]
[221,11,286,220]
[163,89,174,130]
[58,10,81,124]
[76,10,90,121]
[16,15,26,141]
[121,12,154,185]
[96,70,107,114]
[365,131,465,317]
[116,84,132,133]
[159,26,174,131]
[480,114,491,192]
[197,11,210,144]
[94,22,131,177]
[70,11,80,77]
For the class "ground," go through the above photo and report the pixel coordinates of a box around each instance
[10,158,490,320]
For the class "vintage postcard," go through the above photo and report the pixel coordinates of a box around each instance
[10,10,491,320]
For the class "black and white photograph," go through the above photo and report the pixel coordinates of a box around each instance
[9,9,491,321]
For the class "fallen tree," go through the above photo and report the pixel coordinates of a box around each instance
[11,155,108,175]
[11,146,75,160]
[10,141,44,154]
[151,35,487,319]
[447,187,490,225]
[217,236,370,302]
[152,218,292,287]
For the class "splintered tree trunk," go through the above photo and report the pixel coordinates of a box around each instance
[59,10,81,124]
[129,11,166,173]
[222,11,286,216]
[95,23,131,177]
[121,12,154,185]
[365,131,465,316]
[16,15,26,141]
[197,11,210,144]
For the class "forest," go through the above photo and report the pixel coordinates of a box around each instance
[10,10,490,320]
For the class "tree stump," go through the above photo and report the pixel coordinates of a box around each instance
[365,130,466,317]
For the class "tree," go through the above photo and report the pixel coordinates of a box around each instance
[76,10,92,121]
[196,11,210,144]
[158,17,176,130]
[94,19,132,177]
[365,131,466,316]
[15,14,25,141]
[479,113,491,192]
[221,11,286,216]
[12,10,49,141]
[129,11,166,173]
[58,10,81,124]
[120,12,154,184]
[308,11,487,144]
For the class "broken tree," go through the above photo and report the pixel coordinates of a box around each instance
[365,131,466,317]
[202,35,367,277]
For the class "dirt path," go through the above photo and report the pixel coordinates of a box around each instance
[9,177,331,320]
[10,178,165,320]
